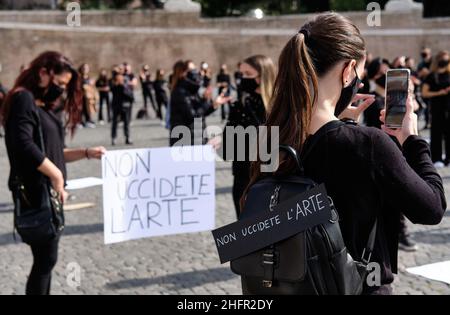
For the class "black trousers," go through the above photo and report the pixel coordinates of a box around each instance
[430,102,450,162]
[26,236,60,295]
[98,92,111,122]
[112,106,131,140]
[156,94,167,120]
[143,89,159,116]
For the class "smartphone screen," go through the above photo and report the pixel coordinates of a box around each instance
[385,69,410,128]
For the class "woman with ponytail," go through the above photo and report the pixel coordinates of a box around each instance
[244,13,446,295]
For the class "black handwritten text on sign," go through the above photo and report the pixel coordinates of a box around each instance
[212,184,332,264]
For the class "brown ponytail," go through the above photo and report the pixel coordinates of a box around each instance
[241,12,366,212]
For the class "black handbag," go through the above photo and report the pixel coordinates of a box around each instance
[231,121,377,295]
[13,110,65,244]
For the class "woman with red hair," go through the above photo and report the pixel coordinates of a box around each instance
[2,51,106,295]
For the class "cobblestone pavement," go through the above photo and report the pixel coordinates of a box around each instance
[0,105,449,295]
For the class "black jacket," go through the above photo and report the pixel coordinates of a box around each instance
[170,80,215,144]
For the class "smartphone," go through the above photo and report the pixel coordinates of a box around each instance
[385,69,410,129]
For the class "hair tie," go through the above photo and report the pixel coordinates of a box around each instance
[299,28,310,43]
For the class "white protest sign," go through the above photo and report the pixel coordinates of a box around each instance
[406,261,450,285]
[66,177,103,190]
[102,145,215,244]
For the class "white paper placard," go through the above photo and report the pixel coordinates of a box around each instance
[102,145,216,244]
[66,177,104,190]
[406,261,450,285]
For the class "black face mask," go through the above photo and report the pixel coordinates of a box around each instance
[438,59,450,69]
[335,67,361,117]
[375,75,386,88]
[42,82,65,104]
[184,70,202,94]
[421,53,429,60]
[240,77,259,94]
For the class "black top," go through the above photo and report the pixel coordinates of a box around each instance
[424,72,450,107]
[154,80,167,97]
[170,80,215,129]
[140,74,153,91]
[111,84,126,110]
[226,93,266,177]
[202,75,211,88]
[95,76,109,93]
[418,60,432,72]
[5,90,66,207]
[302,122,447,287]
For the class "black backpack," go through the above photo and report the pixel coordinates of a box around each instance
[230,120,377,295]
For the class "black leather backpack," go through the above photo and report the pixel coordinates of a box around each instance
[231,120,377,295]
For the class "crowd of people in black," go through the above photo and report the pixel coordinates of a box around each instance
[0,13,448,295]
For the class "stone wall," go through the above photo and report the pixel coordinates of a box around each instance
[0,9,449,86]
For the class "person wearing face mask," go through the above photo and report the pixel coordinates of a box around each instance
[95,69,111,124]
[422,51,450,167]
[111,69,135,146]
[169,60,230,146]
[1,51,106,295]
[245,13,446,295]
[123,62,138,127]
[200,61,212,88]
[139,65,157,119]
[222,55,276,218]
[154,69,168,121]
[216,64,232,122]
[418,47,433,81]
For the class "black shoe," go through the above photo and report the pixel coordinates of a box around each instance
[126,139,133,145]
[399,235,418,252]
